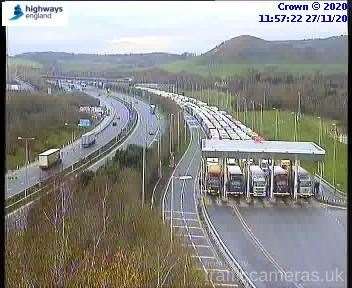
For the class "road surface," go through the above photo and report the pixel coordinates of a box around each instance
[87,90,166,171]
[162,116,241,288]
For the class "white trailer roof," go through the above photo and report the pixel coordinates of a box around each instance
[271,165,287,175]
[227,165,243,174]
[227,158,238,165]
[201,139,325,161]
[39,148,60,156]
[249,165,265,174]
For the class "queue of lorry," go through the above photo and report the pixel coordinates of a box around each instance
[202,158,314,198]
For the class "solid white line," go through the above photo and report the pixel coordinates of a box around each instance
[163,210,197,215]
[214,284,239,287]
[200,268,230,273]
[191,255,217,259]
[180,234,205,238]
[173,225,202,229]
[184,244,211,248]
[167,217,199,222]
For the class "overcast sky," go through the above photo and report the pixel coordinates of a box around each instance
[8,1,348,55]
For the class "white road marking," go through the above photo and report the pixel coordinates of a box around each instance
[173,225,202,229]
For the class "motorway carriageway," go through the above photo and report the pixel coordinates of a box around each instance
[163,114,346,288]
[6,88,166,230]
[87,90,166,172]
[163,115,241,288]
[5,86,164,199]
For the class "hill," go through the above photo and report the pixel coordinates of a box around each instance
[13,52,189,76]
[162,35,348,77]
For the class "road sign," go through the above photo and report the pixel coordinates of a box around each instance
[79,119,91,127]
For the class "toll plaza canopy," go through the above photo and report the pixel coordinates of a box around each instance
[201,139,325,161]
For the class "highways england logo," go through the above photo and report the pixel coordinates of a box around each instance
[9,4,24,20]
[5,2,65,24]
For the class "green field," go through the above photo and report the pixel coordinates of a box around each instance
[162,60,347,78]
[184,89,347,193]
[8,56,42,69]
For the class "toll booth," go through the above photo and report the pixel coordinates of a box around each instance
[201,139,325,201]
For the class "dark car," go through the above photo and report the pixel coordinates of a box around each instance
[112,122,117,126]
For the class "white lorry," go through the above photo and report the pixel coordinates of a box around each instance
[38,148,61,169]
[226,158,245,196]
[81,130,96,148]
[294,167,313,197]
[249,165,267,197]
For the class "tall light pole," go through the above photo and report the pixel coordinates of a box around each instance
[236,94,239,120]
[170,175,192,247]
[291,112,297,141]
[260,103,263,135]
[332,123,337,189]
[317,116,322,146]
[169,113,174,167]
[64,122,75,143]
[177,111,180,152]
[251,101,255,131]
[273,108,278,140]
[142,123,147,208]
[17,136,35,197]
[317,116,323,182]
[297,91,302,119]
[244,98,247,125]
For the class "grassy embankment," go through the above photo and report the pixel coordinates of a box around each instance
[161,58,347,78]
[6,145,208,287]
[6,88,208,287]
[6,90,98,171]
[185,89,347,193]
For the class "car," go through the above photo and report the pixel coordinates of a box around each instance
[112,122,117,126]
[116,116,120,120]
[149,131,155,135]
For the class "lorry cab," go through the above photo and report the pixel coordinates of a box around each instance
[249,165,267,197]
[205,158,222,195]
[295,167,313,197]
[226,159,244,196]
[260,159,270,172]
[270,165,290,196]
[226,165,244,196]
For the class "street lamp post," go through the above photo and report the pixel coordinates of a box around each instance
[317,116,323,187]
[64,122,75,143]
[260,103,263,135]
[170,175,192,247]
[273,108,278,140]
[251,101,255,131]
[244,98,247,125]
[291,112,297,141]
[17,136,35,197]
[332,123,337,189]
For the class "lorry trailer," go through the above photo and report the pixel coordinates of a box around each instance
[38,148,61,169]
[81,130,96,148]
[226,164,245,196]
